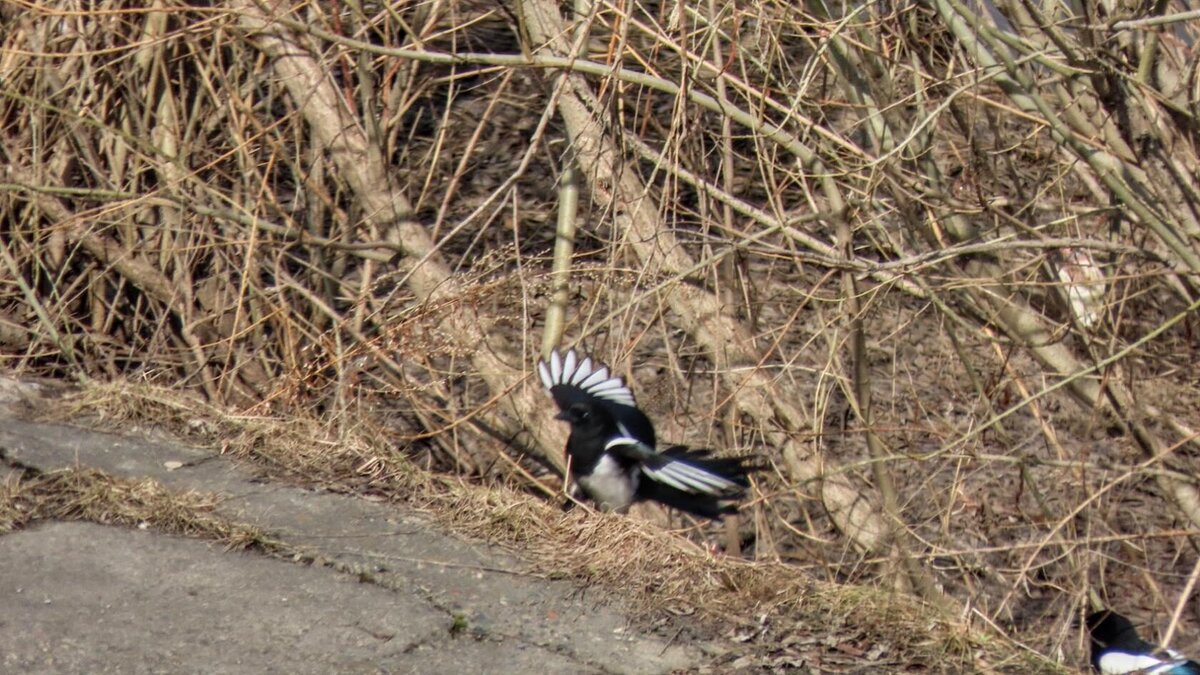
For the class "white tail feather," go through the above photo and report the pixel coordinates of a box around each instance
[562,350,578,382]
[538,348,636,407]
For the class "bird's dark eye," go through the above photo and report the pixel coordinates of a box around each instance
[577,409,590,421]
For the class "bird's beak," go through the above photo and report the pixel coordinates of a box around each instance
[555,410,570,421]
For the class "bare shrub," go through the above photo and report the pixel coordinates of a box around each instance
[3,0,1200,666]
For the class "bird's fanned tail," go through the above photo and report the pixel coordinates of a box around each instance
[538,348,637,408]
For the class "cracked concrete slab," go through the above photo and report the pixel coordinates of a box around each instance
[0,383,703,674]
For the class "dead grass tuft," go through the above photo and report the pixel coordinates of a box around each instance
[0,465,280,554]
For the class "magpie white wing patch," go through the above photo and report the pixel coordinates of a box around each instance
[537,348,637,407]
[642,458,742,496]
[604,436,741,496]
[1096,651,1178,674]
[604,435,655,454]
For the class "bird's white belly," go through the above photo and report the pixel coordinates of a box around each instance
[578,455,637,511]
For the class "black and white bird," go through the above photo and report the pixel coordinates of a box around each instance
[537,348,754,519]
[1086,610,1200,674]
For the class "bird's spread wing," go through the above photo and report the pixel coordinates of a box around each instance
[1087,611,1200,675]
[1096,651,1193,674]
[537,348,637,408]
[605,438,744,496]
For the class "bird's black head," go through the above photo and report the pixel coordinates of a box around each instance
[1086,610,1138,647]
[538,349,657,448]
[555,401,612,432]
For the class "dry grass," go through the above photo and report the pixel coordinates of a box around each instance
[0,465,279,553]
[3,0,1200,670]
[27,379,1061,672]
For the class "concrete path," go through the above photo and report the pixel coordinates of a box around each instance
[0,380,702,674]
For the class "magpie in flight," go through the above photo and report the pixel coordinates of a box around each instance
[1086,610,1200,674]
[537,348,754,519]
